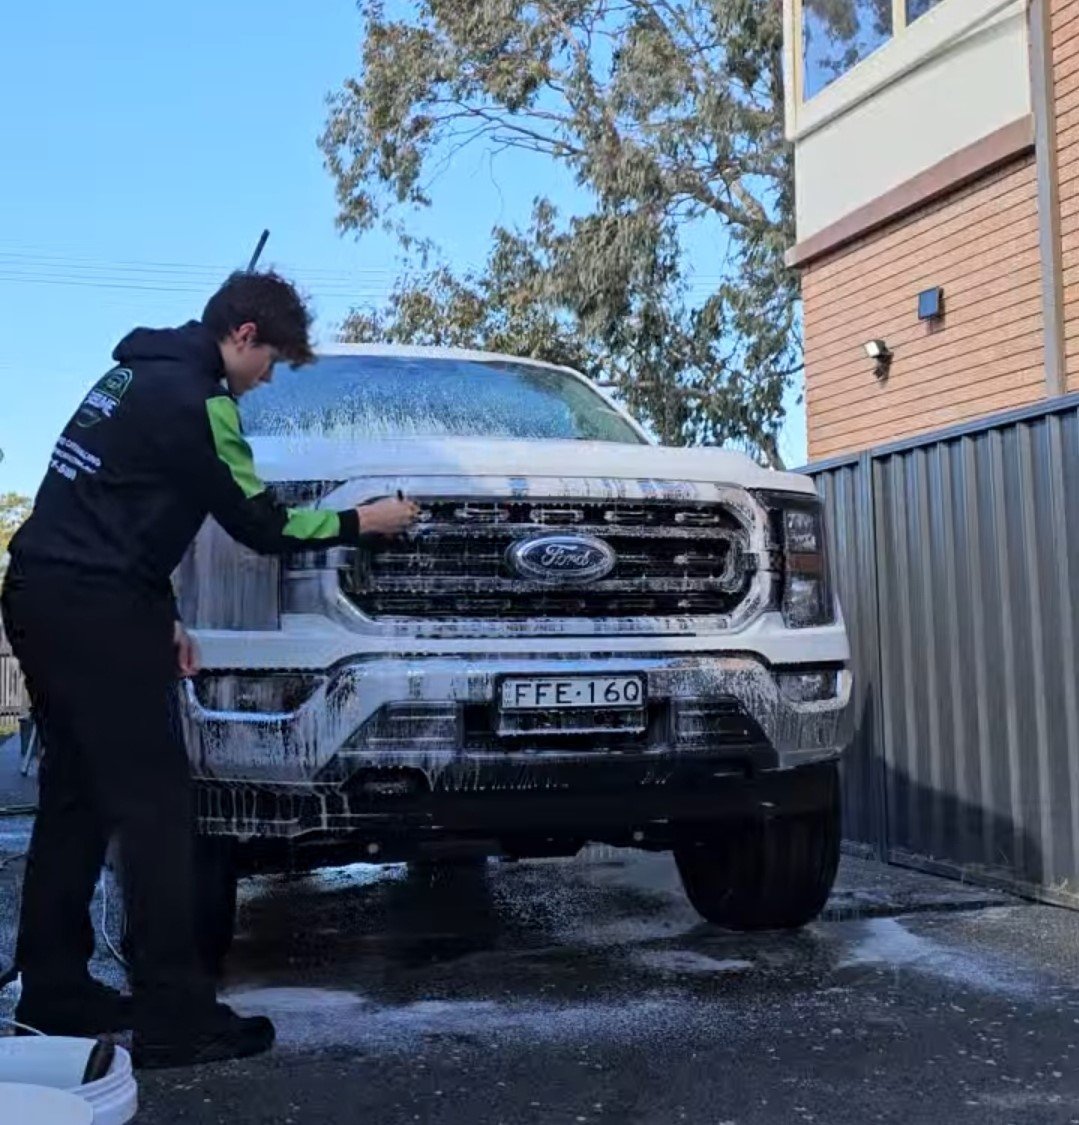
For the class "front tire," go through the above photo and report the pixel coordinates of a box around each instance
[674,764,841,931]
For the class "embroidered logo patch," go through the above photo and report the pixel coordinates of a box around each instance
[74,366,133,429]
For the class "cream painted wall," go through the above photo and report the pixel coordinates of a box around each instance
[790,0,1031,241]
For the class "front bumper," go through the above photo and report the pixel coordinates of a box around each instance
[213,759,841,865]
[181,653,852,839]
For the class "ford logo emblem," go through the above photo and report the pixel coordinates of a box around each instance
[507,534,617,585]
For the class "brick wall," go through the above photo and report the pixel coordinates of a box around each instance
[803,156,1045,462]
[1053,0,1079,390]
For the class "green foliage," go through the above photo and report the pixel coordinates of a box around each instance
[323,0,803,465]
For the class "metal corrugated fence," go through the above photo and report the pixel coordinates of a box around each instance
[813,458,888,855]
[807,394,1079,904]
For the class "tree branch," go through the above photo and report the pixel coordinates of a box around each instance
[443,100,582,157]
[324,0,798,456]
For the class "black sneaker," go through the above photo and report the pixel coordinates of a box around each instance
[15,978,133,1036]
[132,1003,275,1070]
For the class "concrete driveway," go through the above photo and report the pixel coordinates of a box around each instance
[3,741,1079,1123]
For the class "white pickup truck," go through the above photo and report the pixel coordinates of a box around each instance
[173,345,853,969]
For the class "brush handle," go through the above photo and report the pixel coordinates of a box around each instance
[81,1037,116,1084]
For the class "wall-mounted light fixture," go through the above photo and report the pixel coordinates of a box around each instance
[864,339,893,382]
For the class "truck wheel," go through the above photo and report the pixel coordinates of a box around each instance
[674,765,841,931]
[193,837,239,978]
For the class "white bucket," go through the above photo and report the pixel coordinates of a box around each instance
[0,1037,138,1123]
[0,1082,95,1124]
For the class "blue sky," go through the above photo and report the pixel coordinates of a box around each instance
[0,0,806,498]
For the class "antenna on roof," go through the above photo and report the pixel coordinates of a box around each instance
[246,229,270,272]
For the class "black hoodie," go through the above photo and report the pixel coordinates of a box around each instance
[8,321,362,612]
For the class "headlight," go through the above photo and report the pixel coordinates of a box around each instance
[754,493,836,629]
[781,500,835,628]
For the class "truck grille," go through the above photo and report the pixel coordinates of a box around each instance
[341,498,754,621]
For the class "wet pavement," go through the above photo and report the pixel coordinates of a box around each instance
[4,740,1079,1121]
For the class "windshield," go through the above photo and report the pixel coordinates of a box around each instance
[239,354,645,445]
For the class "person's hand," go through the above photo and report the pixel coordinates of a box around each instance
[357,496,421,538]
[174,621,201,678]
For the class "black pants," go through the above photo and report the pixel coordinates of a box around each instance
[0,572,213,1020]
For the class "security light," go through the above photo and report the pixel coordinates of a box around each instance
[863,339,893,382]
[863,340,892,361]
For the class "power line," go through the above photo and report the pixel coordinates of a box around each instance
[0,255,408,283]
[0,265,402,291]
[0,271,723,304]
[0,248,456,284]
[0,247,730,309]
[0,246,732,287]
[0,273,398,299]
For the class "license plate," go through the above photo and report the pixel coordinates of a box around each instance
[500,675,645,711]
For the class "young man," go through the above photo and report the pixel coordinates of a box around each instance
[0,271,418,1068]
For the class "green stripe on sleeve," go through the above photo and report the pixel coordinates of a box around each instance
[206,396,263,499]
[206,396,342,543]
[283,509,342,540]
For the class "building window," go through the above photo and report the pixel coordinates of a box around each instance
[796,0,951,103]
[906,0,944,22]
[802,1,893,100]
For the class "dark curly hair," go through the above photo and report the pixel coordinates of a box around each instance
[202,270,315,366]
